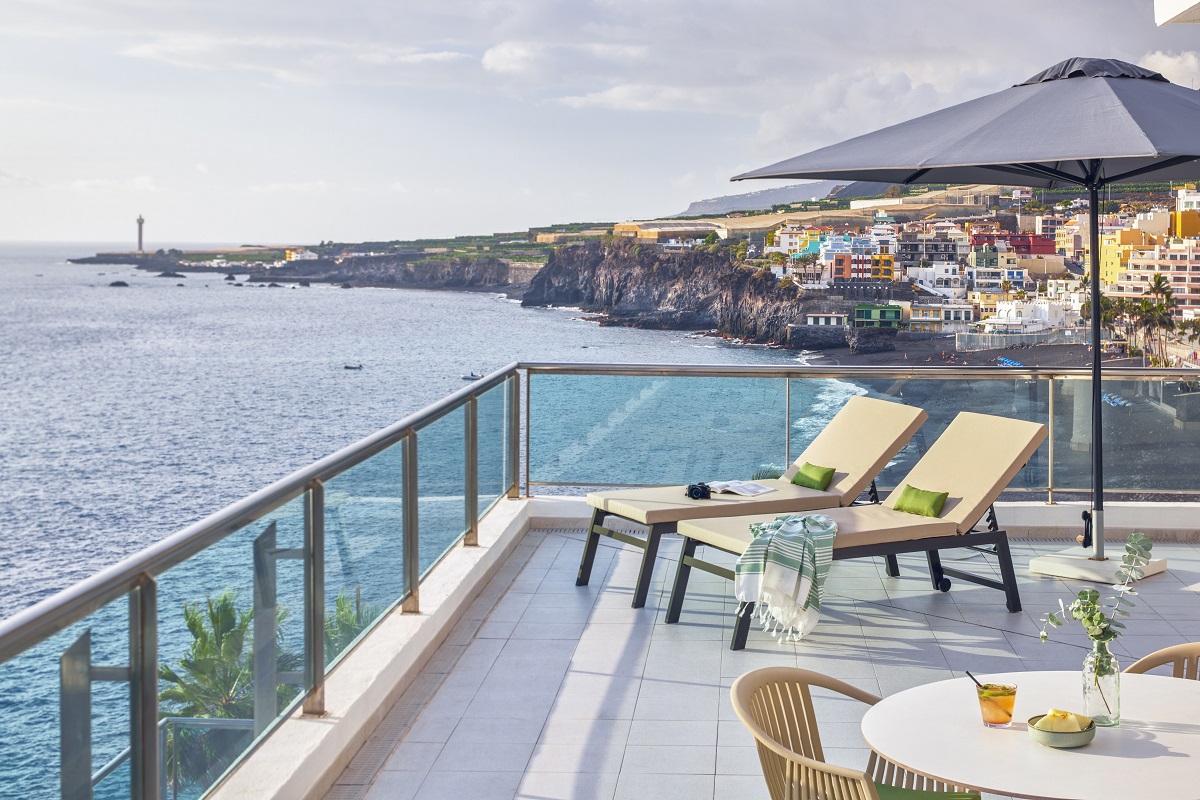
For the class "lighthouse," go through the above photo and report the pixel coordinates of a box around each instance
[137,215,145,252]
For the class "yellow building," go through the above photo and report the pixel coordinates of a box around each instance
[968,289,1019,316]
[1172,210,1200,238]
[1099,229,1158,287]
[870,253,895,281]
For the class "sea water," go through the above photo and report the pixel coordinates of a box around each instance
[0,243,872,798]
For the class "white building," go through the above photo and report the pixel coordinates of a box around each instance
[981,299,1079,334]
[804,313,847,326]
[286,248,320,261]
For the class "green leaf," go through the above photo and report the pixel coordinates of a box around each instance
[1110,620,1126,629]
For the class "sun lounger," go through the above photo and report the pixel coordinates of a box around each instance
[576,396,928,608]
[669,411,1048,649]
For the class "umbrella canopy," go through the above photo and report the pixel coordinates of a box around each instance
[734,58,1200,561]
[735,58,1200,188]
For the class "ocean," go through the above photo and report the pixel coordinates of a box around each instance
[0,243,856,620]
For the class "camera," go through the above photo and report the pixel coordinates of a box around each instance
[685,482,711,500]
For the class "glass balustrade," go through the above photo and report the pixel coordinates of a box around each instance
[3,363,1198,800]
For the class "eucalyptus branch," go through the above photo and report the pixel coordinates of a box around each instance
[1039,532,1153,644]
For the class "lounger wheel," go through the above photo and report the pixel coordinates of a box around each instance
[937,577,951,592]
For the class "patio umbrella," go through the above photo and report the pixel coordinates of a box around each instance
[734,57,1200,565]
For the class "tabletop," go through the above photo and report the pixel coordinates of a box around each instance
[860,671,1200,800]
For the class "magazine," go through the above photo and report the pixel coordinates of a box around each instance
[707,480,776,497]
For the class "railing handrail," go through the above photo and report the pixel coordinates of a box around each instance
[519,361,1200,380]
[0,362,519,662]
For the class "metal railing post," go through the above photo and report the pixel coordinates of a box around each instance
[402,433,420,613]
[253,522,279,731]
[785,377,792,466]
[303,481,325,715]
[523,370,531,498]
[464,396,479,546]
[60,631,92,800]
[507,374,520,499]
[1047,378,1056,505]
[129,576,158,800]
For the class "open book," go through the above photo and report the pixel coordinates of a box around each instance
[707,480,777,496]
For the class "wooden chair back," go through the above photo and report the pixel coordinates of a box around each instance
[1125,642,1200,680]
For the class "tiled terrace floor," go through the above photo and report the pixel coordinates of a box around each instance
[327,529,1200,800]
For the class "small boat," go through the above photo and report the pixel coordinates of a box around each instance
[462,372,484,381]
[344,363,364,370]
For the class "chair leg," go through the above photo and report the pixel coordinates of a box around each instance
[995,532,1023,613]
[575,508,605,587]
[730,601,755,651]
[631,524,665,609]
[884,554,900,578]
[666,537,696,624]
[926,550,950,592]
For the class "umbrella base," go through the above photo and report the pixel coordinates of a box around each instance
[1028,548,1168,583]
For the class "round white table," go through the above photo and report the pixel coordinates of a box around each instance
[861,671,1200,800]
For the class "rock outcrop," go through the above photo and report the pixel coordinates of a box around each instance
[523,238,861,347]
[847,326,898,354]
[251,254,516,290]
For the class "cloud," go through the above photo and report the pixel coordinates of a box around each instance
[481,41,541,74]
[195,163,210,173]
[70,175,156,192]
[390,182,408,193]
[0,169,40,188]
[1139,50,1200,88]
[559,84,726,112]
[248,180,329,194]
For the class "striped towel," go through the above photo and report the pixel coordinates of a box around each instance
[734,513,837,641]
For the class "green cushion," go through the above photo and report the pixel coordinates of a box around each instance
[875,783,980,800]
[892,484,950,517]
[791,461,836,491]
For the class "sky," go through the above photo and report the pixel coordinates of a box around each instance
[1,0,1198,245]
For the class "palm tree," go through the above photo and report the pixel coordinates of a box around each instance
[159,591,301,795]
[325,588,382,663]
[1144,273,1178,362]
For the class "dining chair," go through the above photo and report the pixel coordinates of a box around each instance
[1124,642,1200,680]
[730,667,979,800]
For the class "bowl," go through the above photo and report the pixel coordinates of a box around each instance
[1027,715,1097,748]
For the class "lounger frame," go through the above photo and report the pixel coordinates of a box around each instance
[667,504,1022,650]
[576,482,881,609]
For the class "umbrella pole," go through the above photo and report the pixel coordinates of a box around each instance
[1088,182,1105,561]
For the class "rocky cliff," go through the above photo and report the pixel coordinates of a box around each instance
[522,238,864,348]
[251,254,516,290]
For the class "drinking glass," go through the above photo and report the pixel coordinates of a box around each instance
[976,683,1018,728]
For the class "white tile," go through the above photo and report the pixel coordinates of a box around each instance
[620,744,715,775]
[516,771,619,800]
[614,772,714,800]
[362,770,422,800]
[413,771,523,800]
[627,720,718,747]
[432,740,534,773]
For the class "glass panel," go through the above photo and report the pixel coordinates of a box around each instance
[418,407,467,575]
[476,381,509,516]
[791,375,1050,492]
[0,595,129,800]
[529,374,787,485]
[1100,376,1200,492]
[323,442,405,667]
[1050,377,1093,492]
[156,494,308,800]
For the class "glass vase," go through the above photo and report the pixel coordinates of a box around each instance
[1082,639,1120,726]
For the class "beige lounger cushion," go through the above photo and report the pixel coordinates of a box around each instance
[587,479,835,526]
[587,395,927,525]
[883,411,1046,534]
[677,505,958,554]
[783,395,927,505]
